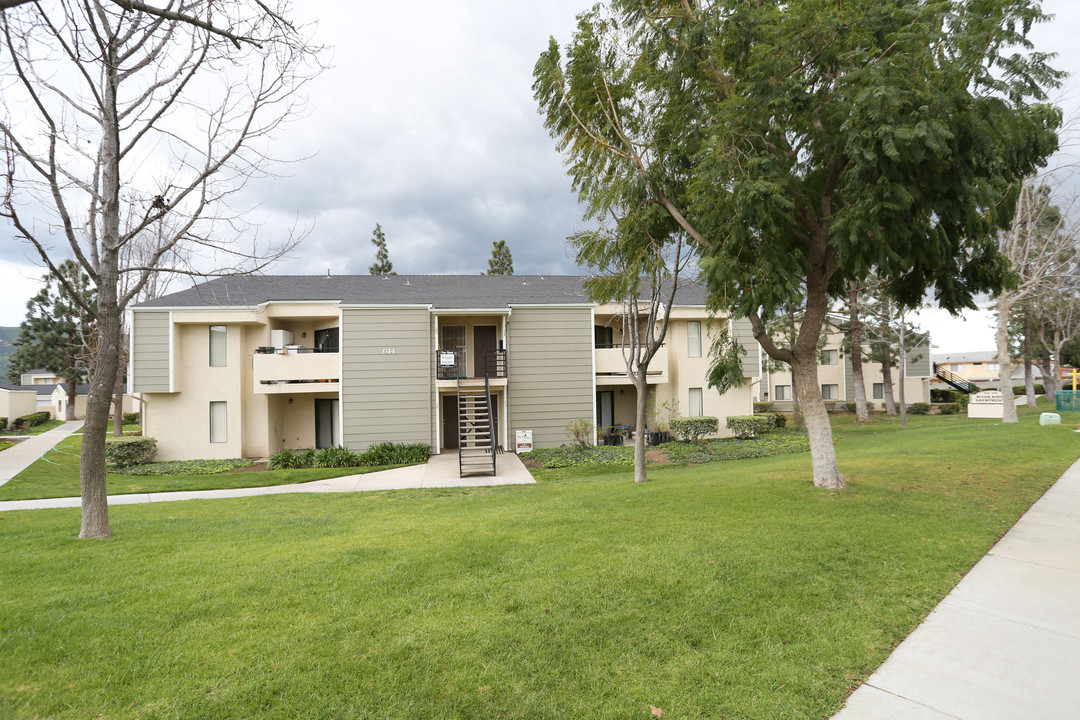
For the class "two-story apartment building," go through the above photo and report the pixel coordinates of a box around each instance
[760,327,932,410]
[130,275,759,461]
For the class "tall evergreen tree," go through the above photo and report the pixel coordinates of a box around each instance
[9,261,97,419]
[485,240,514,275]
[368,223,396,275]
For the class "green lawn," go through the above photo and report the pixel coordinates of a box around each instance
[0,434,393,501]
[0,407,1077,718]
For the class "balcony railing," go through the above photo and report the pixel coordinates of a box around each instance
[594,344,668,383]
[253,350,339,393]
[436,349,507,380]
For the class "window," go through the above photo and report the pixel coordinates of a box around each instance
[821,349,838,365]
[950,364,962,372]
[210,401,227,443]
[987,363,999,371]
[689,387,703,417]
[314,327,339,353]
[209,325,226,367]
[594,325,614,348]
[872,383,884,400]
[774,385,790,401]
[821,384,839,400]
[687,321,702,358]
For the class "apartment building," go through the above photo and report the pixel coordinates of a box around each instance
[760,327,932,409]
[129,275,759,461]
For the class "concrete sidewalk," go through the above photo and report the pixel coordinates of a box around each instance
[0,420,83,487]
[832,456,1080,720]
[0,448,534,511]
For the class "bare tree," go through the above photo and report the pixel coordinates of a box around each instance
[0,1,322,538]
[993,181,1078,423]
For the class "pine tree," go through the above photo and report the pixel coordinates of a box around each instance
[368,223,396,275]
[485,240,514,275]
[8,261,97,419]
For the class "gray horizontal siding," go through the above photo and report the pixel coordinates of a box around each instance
[907,339,932,377]
[131,311,171,392]
[730,318,760,379]
[508,306,593,449]
[341,307,432,450]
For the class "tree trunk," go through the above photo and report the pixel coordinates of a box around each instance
[112,359,124,437]
[897,324,908,428]
[848,282,869,422]
[1023,310,1036,407]
[78,47,121,540]
[1039,356,1057,401]
[633,374,649,484]
[65,381,77,421]
[880,348,897,415]
[790,354,844,488]
[996,294,1019,424]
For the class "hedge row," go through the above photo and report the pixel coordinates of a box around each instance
[11,411,52,431]
[669,416,719,441]
[267,442,430,470]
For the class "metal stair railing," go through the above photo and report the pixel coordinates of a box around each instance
[933,363,980,394]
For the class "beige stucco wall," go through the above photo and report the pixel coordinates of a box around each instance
[0,389,38,422]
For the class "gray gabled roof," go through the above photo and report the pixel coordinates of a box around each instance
[932,351,999,364]
[0,381,56,396]
[134,275,710,310]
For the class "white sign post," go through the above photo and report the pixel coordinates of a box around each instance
[968,390,1004,419]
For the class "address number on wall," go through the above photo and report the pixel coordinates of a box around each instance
[381,348,396,354]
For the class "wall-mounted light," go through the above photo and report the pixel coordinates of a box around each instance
[288,398,293,405]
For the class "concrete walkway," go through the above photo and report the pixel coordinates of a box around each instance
[0,448,534,511]
[832,456,1080,720]
[0,420,84,487]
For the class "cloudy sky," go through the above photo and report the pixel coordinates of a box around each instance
[3,0,1079,354]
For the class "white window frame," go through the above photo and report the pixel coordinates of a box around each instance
[775,385,790,401]
[872,383,884,400]
[821,349,838,365]
[210,401,227,444]
[821,384,839,401]
[209,325,227,367]
[687,321,702,358]
[689,387,703,417]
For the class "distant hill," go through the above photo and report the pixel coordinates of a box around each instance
[0,326,19,381]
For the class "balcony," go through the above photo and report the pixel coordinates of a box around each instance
[435,348,508,388]
[594,344,668,384]
[253,349,340,394]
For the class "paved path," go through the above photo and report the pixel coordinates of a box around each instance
[0,421,83,487]
[832,456,1080,720]
[0,449,534,511]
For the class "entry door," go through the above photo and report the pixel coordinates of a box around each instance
[597,391,614,432]
[315,398,339,449]
[474,325,497,377]
[442,395,459,449]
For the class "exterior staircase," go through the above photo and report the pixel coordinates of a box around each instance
[933,363,980,394]
[457,375,497,477]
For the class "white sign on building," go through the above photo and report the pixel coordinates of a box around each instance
[515,430,533,453]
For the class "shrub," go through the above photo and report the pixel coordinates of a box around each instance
[298,448,318,468]
[13,411,52,430]
[1012,384,1044,396]
[520,445,634,469]
[122,412,140,426]
[908,403,931,415]
[725,415,776,439]
[939,403,961,415]
[931,388,961,403]
[669,416,719,441]
[314,445,360,468]
[104,436,157,468]
[565,418,594,447]
[360,442,429,466]
[770,412,787,429]
[117,458,251,476]
[0,417,6,432]
[267,447,307,470]
[753,401,774,413]
[842,402,857,413]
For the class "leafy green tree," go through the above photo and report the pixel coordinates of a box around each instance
[8,262,97,419]
[535,0,1061,488]
[485,240,514,275]
[368,223,396,276]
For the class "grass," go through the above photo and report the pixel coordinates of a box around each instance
[0,418,64,436]
[0,440,12,453]
[0,434,393,501]
[0,407,1077,719]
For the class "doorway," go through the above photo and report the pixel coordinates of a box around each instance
[474,325,497,377]
[596,390,614,432]
[315,398,339,449]
[442,395,459,449]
